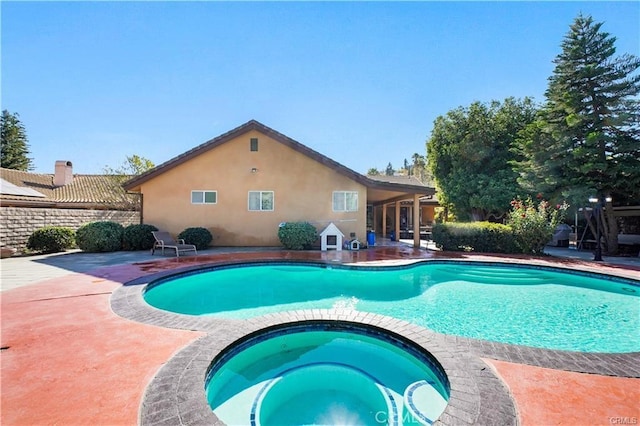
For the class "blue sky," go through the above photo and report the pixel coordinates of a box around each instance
[2,1,639,175]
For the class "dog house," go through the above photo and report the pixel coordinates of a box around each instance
[320,222,345,251]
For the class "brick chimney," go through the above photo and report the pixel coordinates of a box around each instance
[54,160,73,187]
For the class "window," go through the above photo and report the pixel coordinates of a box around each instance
[333,191,358,212]
[250,138,258,151]
[191,190,217,204]
[248,191,274,211]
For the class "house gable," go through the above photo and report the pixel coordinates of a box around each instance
[135,126,368,246]
[124,120,368,192]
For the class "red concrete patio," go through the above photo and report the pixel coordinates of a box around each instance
[1,248,638,425]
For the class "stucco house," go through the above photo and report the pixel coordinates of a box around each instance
[123,120,438,248]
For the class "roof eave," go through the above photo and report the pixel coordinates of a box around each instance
[365,178,436,195]
[0,198,57,208]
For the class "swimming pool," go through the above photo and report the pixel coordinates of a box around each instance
[143,261,640,353]
[205,323,449,425]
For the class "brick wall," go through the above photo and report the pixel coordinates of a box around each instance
[0,207,140,252]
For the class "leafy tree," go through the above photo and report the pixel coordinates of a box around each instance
[513,14,640,253]
[412,152,435,185]
[1,110,33,171]
[105,154,155,176]
[385,162,395,176]
[367,167,381,176]
[103,155,155,210]
[427,97,538,221]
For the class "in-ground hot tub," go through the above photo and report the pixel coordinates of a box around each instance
[205,323,449,425]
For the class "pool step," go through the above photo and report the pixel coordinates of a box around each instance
[403,380,448,425]
[253,362,398,426]
[456,272,549,285]
[437,267,551,285]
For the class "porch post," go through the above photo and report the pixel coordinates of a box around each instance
[395,201,401,242]
[382,204,387,237]
[413,194,420,248]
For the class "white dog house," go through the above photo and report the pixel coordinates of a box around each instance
[320,222,345,251]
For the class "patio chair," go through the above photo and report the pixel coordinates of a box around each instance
[151,231,197,257]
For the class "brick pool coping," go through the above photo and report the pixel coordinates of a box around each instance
[110,257,640,426]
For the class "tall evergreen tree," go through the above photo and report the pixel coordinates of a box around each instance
[1,110,33,171]
[385,162,395,176]
[515,14,640,204]
[513,14,640,254]
[402,158,411,176]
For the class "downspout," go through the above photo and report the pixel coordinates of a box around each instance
[373,206,378,235]
[139,193,144,224]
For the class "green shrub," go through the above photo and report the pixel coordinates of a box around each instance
[178,227,213,250]
[122,224,159,250]
[26,226,75,253]
[507,197,569,255]
[76,221,124,252]
[432,222,517,253]
[278,222,318,250]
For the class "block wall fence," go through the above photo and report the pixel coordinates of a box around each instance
[0,207,140,252]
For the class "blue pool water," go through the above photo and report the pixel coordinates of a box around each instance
[205,325,449,425]
[144,261,640,353]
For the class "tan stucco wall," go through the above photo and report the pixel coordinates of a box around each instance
[422,206,435,224]
[138,130,367,246]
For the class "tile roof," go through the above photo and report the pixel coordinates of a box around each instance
[0,168,136,208]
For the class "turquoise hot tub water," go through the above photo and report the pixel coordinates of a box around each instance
[144,261,640,353]
[205,325,449,426]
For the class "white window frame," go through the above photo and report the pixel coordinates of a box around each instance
[332,191,359,212]
[248,191,274,211]
[191,190,217,204]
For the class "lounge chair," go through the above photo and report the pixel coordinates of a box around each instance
[151,231,197,257]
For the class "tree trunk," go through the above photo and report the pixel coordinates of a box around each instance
[471,208,486,222]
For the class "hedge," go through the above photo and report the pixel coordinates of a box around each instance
[26,226,76,253]
[178,227,213,250]
[123,224,159,251]
[76,221,124,252]
[432,222,518,253]
[278,222,318,250]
